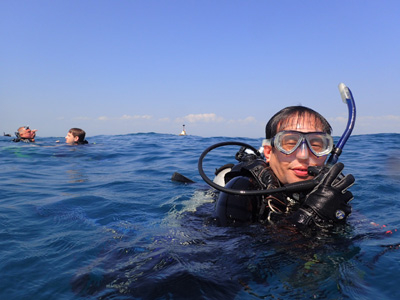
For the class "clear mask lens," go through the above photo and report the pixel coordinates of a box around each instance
[272,131,333,157]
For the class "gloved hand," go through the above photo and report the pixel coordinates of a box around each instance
[304,162,354,223]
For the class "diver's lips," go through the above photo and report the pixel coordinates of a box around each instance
[292,168,309,177]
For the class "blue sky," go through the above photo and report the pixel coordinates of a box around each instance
[1,0,400,138]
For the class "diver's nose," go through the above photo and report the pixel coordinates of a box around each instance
[296,141,309,160]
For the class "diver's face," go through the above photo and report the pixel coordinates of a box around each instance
[263,114,328,185]
[19,128,36,139]
[65,132,78,144]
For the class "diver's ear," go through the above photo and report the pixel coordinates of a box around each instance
[263,145,272,163]
[74,136,79,142]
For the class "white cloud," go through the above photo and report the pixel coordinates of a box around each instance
[328,116,348,123]
[331,115,400,124]
[228,116,257,124]
[158,117,171,122]
[120,114,152,120]
[98,116,109,121]
[329,114,400,135]
[358,115,400,122]
[74,116,91,120]
[176,113,224,123]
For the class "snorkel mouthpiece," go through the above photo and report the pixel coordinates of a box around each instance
[326,83,356,166]
[338,83,351,103]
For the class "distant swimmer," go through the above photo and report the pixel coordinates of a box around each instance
[12,126,37,143]
[179,124,187,136]
[65,128,89,145]
[3,132,11,137]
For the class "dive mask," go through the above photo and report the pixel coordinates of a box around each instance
[263,131,333,157]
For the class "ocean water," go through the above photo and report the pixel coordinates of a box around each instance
[1,132,400,300]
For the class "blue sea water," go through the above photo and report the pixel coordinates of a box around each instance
[1,132,400,300]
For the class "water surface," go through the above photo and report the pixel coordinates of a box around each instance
[1,133,400,299]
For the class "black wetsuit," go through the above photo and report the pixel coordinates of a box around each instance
[12,137,35,143]
[215,156,352,230]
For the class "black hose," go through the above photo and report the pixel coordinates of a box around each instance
[198,141,318,195]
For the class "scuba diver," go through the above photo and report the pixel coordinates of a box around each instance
[12,126,37,143]
[199,84,357,231]
[211,106,355,230]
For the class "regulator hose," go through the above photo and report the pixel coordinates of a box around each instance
[197,141,318,195]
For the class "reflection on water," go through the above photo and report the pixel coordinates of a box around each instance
[66,169,88,183]
[386,151,400,179]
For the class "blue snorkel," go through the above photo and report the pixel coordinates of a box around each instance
[326,83,356,167]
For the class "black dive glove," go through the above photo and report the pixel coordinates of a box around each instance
[302,162,354,225]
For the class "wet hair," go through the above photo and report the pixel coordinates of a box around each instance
[69,128,86,143]
[265,106,332,139]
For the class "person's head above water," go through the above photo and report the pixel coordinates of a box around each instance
[65,128,88,145]
[17,126,37,141]
[263,106,333,185]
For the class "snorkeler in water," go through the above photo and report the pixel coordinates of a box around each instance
[65,128,89,145]
[12,126,37,143]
